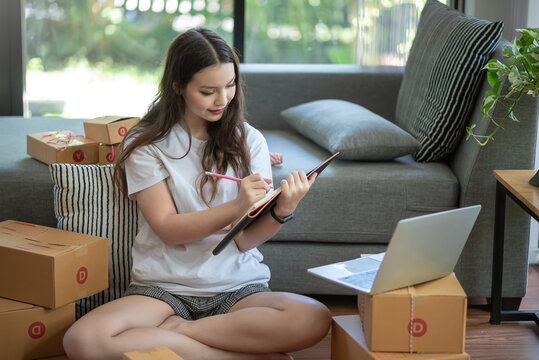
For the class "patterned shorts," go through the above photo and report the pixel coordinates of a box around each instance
[125,283,271,320]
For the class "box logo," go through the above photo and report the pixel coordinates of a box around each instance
[28,321,46,339]
[73,150,85,163]
[408,318,427,337]
[77,266,88,284]
[118,126,128,137]
[106,151,114,163]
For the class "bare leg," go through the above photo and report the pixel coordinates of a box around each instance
[63,295,292,360]
[160,292,332,354]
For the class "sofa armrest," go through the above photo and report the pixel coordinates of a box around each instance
[450,39,538,207]
[449,41,538,297]
[240,64,404,130]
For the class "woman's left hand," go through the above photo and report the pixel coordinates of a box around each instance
[273,171,317,218]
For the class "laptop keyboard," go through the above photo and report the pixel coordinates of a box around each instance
[342,257,380,273]
[339,269,379,290]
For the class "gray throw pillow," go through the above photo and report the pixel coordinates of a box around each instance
[281,99,420,161]
[396,0,503,162]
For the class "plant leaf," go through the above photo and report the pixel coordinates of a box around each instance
[465,125,475,141]
[487,71,501,94]
[508,65,521,85]
[517,28,539,41]
[508,111,519,122]
[525,53,539,70]
[513,54,525,66]
[483,58,502,71]
[502,45,515,59]
[467,27,539,147]
[530,52,539,61]
[481,92,496,115]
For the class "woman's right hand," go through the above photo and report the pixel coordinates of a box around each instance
[235,173,272,214]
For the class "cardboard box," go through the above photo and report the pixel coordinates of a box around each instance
[331,315,469,360]
[98,143,121,165]
[84,116,139,144]
[0,220,108,309]
[123,346,184,360]
[357,273,467,353]
[27,131,99,165]
[0,297,75,360]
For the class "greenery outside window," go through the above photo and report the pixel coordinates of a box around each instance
[23,0,447,118]
[245,0,442,65]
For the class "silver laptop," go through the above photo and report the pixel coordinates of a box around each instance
[308,205,481,294]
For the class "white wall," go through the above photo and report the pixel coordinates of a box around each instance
[465,0,529,39]
[466,0,539,264]
[528,0,539,28]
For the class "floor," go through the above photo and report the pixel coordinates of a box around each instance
[290,264,539,360]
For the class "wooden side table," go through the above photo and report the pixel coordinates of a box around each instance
[491,170,539,325]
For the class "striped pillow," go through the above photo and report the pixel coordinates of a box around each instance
[49,163,137,318]
[396,0,503,162]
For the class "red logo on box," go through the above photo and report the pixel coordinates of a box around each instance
[408,318,427,337]
[73,150,85,163]
[77,266,88,284]
[28,321,45,339]
[118,126,127,137]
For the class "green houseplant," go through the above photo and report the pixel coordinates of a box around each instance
[466,28,539,184]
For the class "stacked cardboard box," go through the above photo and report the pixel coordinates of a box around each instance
[332,315,470,360]
[331,274,470,359]
[27,130,98,165]
[83,116,139,165]
[0,220,109,359]
[26,116,138,165]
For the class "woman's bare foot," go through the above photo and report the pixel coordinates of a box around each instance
[159,317,293,360]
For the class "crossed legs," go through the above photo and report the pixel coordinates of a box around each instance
[63,291,331,360]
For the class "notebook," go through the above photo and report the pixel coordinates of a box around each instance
[212,152,340,255]
[308,205,481,294]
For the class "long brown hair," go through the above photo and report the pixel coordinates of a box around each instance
[114,28,251,204]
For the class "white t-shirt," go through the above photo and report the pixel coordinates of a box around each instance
[125,122,272,296]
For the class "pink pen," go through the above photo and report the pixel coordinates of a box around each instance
[205,171,274,189]
[205,171,242,182]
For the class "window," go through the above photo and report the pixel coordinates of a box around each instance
[24,0,233,117]
[22,0,447,118]
[245,0,447,65]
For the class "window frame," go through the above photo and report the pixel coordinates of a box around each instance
[0,0,24,116]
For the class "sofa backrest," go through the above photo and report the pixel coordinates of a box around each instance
[240,64,403,131]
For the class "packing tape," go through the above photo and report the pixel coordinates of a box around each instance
[41,130,85,151]
[408,286,414,353]
[75,245,89,257]
[358,292,365,326]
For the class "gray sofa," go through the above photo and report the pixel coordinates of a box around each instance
[0,42,537,303]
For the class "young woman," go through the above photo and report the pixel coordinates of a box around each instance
[62,28,331,360]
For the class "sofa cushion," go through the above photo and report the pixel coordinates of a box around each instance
[50,163,138,318]
[0,117,87,228]
[281,99,420,161]
[395,0,503,162]
[263,130,459,243]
